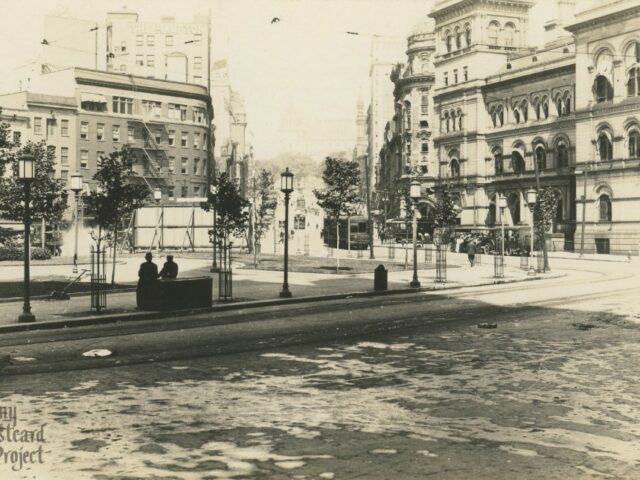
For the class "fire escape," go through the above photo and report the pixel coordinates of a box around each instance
[127,116,173,192]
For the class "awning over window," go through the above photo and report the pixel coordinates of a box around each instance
[80,92,107,104]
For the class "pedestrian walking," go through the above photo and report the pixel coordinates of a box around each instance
[467,241,476,267]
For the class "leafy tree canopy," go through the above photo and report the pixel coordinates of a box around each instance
[248,168,277,247]
[201,172,249,241]
[313,157,361,219]
[258,153,322,180]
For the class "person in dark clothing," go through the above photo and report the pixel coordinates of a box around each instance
[467,241,476,267]
[158,255,179,279]
[137,252,158,308]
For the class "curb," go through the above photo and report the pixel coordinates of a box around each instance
[0,287,137,304]
[0,272,564,335]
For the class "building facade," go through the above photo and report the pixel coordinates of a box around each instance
[0,68,212,202]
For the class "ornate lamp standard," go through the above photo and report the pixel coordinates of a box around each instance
[70,173,83,274]
[409,179,421,288]
[18,154,36,323]
[209,184,219,272]
[280,168,294,298]
[498,194,507,259]
[526,188,537,276]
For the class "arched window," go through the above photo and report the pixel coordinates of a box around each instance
[450,158,460,178]
[488,21,499,46]
[490,107,497,127]
[444,112,450,133]
[465,24,471,47]
[555,95,564,116]
[599,194,612,221]
[564,92,571,114]
[445,31,452,53]
[533,97,541,120]
[542,96,549,119]
[629,129,640,157]
[498,105,504,126]
[555,196,564,223]
[521,101,528,122]
[628,68,640,97]
[556,141,569,168]
[457,110,463,130]
[511,150,525,174]
[450,111,456,131]
[535,146,546,171]
[493,148,503,174]
[625,42,640,96]
[404,101,412,130]
[508,192,520,224]
[504,22,516,47]
[513,107,520,124]
[455,27,462,50]
[594,76,614,103]
[598,131,613,161]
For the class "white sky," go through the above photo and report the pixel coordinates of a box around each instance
[0,0,555,160]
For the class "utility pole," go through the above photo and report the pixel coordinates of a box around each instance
[364,154,375,259]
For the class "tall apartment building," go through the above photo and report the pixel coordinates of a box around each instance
[0,68,212,202]
[105,10,210,87]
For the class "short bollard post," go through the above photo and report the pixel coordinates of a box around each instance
[374,264,388,292]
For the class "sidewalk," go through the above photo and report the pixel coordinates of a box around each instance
[0,252,558,329]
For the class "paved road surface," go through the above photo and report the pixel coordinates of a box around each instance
[0,259,638,479]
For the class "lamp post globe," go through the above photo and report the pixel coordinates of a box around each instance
[280,168,294,298]
[18,154,36,323]
[526,188,537,275]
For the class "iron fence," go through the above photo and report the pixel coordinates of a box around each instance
[219,270,232,300]
[424,245,433,264]
[537,254,545,273]
[475,253,482,266]
[90,247,107,312]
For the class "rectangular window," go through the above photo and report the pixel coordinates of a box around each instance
[193,107,205,124]
[181,132,188,147]
[155,131,162,145]
[61,147,69,166]
[128,126,135,143]
[181,157,188,174]
[147,55,155,67]
[193,185,201,197]
[168,157,175,173]
[181,185,189,198]
[34,117,42,135]
[165,35,173,46]
[97,123,104,141]
[12,131,21,145]
[194,57,202,71]
[193,133,200,149]
[147,35,154,46]
[193,158,199,175]
[421,94,428,115]
[112,96,133,114]
[61,170,68,180]
[168,187,175,200]
[142,100,161,117]
[47,119,55,136]
[47,145,56,160]
[444,72,448,86]
[80,121,88,139]
[168,130,175,146]
[463,66,468,82]
[136,35,143,46]
[136,54,143,66]
[112,125,120,142]
[421,143,429,153]
[453,69,458,84]
[61,119,69,136]
[180,105,188,121]
[80,150,89,169]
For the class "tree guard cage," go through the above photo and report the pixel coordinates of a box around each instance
[218,240,233,300]
[494,253,504,279]
[90,246,107,312]
[424,244,433,264]
[435,245,447,283]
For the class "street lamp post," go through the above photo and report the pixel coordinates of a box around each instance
[209,184,218,272]
[526,188,537,276]
[410,180,421,288]
[70,173,83,274]
[280,168,294,298]
[498,194,507,259]
[18,154,36,323]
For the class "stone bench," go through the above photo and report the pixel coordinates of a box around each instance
[137,276,213,311]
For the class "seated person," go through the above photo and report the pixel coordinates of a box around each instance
[137,252,158,308]
[158,255,179,279]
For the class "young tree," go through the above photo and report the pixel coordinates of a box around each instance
[313,157,361,272]
[0,140,69,247]
[248,168,277,266]
[432,187,459,246]
[83,146,149,286]
[533,188,559,270]
[201,172,249,268]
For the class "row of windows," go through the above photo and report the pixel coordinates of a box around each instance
[488,93,571,128]
[491,143,570,176]
[596,128,640,161]
[79,121,206,150]
[443,66,468,86]
[32,118,70,136]
[442,109,463,132]
[76,148,206,177]
[81,96,207,124]
[133,33,203,48]
[132,54,203,70]
[444,24,472,53]
[487,20,517,48]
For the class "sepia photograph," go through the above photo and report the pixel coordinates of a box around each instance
[0,0,639,478]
